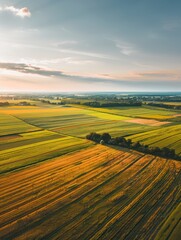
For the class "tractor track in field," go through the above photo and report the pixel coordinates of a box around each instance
[0,152,143,239]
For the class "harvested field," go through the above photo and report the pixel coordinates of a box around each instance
[0,145,180,240]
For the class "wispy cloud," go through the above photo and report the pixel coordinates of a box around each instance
[55,41,78,47]
[135,71,181,80]
[19,57,94,66]
[58,49,114,60]
[53,41,115,60]
[14,28,39,33]
[0,62,103,82]
[115,41,136,56]
[0,62,180,92]
[0,6,31,18]
[39,57,94,65]
[97,70,181,81]
[0,63,64,77]
[0,62,117,84]
[1,63,180,85]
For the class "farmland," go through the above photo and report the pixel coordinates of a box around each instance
[0,145,180,239]
[129,125,181,155]
[73,104,179,120]
[0,113,39,136]
[0,100,180,239]
[1,102,180,155]
[0,105,156,138]
[1,0,181,237]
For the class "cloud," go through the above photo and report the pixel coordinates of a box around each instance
[1,62,181,88]
[57,49,114,60]
[0,62,180,92]
[55,41,78,47]
[0,6,31,18]
[0,63,65,77]
[0,62,119,84]
[40,57,94,65]
[18,57,94,66]
[115,41,136,56]
[135,71,181,80]
[54,42,114,60]
[96,70,181,82]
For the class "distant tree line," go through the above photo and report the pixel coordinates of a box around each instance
[147,102,181,110]
[0,101,36,107]
[83,101,142,107]
[86,132,181,161]
[41,99,142,107]
[18,101,35,106]
[0,102,10,106]
[41,100,65,105]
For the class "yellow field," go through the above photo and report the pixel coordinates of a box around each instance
[0,145,180,240]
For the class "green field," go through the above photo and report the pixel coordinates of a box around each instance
[73,104,179,120]
[0,102,180,239]
[0,113,39,136]
[128,125,181,155]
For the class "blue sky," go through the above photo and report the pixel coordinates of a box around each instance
[0,0,181,92]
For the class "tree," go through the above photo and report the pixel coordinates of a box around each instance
[101,133,111,143]
[132,141,141,149]
[126,139,132,148]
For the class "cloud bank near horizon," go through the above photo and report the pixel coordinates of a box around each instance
[0,62,180,81]
[0,62,180,92]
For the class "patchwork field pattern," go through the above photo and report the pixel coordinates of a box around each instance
[0,145,180,240]
[0,103,180,240]
[0,106,157,138]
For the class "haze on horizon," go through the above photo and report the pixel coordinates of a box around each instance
[0,0,181,92]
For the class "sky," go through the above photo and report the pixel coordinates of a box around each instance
[0,0,181,92]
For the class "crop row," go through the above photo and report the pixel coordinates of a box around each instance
[0,145,180,240]
[130,125,181,154]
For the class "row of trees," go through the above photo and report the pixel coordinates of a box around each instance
[83,101,142,108]
[0,102,10,106]
[41,100,65,105]
[18,101,35,106]
[0,101,35,107]
[86,132,181,160]
[40,99,142,108]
